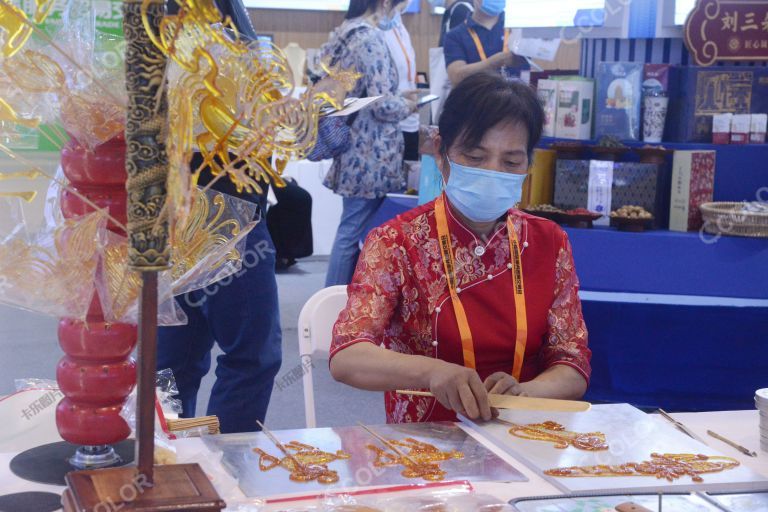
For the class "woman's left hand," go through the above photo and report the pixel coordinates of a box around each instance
[484,372,528,396]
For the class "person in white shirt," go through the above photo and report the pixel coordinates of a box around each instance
[380,2,420,163]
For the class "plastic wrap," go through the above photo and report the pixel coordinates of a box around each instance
[15,378,60,391]
[119,369,187,464]
[42,165,67,229]
[156,368,183,416]
[94,188,254,326]
[94,231,188,326]
[170,187,257,296]
[53,0,127,148]
[0,210,106,320]
[0,196,29,243]
[225,485,514,512]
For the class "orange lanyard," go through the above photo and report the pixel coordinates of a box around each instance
[392,28,414,83]
[467,26,510,62]
[434,195,528,380]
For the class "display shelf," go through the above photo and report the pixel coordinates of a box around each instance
[540,136,768,203]
[564,226,768,299]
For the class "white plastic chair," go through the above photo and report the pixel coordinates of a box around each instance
[298,285,349,428]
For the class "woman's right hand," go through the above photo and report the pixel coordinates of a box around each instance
[427,360,493,421]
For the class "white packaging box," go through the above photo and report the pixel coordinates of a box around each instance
[537,79,558,137]
[555,80,594,140]
[750,113,767,143]
[731,114,751,144]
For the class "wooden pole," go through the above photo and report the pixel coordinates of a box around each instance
[136,272,159,483]
[123,0,171,486]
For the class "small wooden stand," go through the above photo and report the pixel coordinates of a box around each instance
[62,465,225,512]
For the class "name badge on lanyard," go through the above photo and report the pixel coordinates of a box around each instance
[434,195,528,380]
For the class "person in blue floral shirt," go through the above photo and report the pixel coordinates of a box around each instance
[323,0,418,287]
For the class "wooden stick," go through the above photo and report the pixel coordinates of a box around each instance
[356,422,419,467]
[256,420,311,472]
[396,390,591,412]
[707,429,757,457]
[136,272,158,484]
[167,416,220,435]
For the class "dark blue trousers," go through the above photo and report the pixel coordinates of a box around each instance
[158,220,282,433]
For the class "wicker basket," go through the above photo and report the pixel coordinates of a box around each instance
[700,202,768,238]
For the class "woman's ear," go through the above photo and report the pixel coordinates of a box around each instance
[434,134,450,183]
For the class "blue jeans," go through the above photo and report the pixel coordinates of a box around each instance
[158,219,282,433]
[325,197,384,287]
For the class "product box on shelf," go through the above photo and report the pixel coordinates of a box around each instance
[554,79,594,140]
[537,79,558,138]
[642,64,671,143]
[665,66,768,142]
[642,64,671,96]
[521,148,556,208]
[750,114,767,143]
[669,150,716,232]
[554,159,670,228]
[712,113,733,144]
[731,114,751,145]
[595,62,644,141]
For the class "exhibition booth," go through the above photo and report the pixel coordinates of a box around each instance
[0,0,766,510]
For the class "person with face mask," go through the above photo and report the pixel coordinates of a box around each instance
[443,0,528,86]
[379,2,419,164]
[429,0,474,47]
[328,72,591,424]
[322,0,418,287]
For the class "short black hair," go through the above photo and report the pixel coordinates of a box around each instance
[439,72,544,159]
[346,0,406,19]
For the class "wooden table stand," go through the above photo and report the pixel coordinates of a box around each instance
[62,465,225,512]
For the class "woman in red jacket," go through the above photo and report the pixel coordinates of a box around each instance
[329,72,591,424]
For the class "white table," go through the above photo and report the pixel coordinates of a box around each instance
[1,410,766,510]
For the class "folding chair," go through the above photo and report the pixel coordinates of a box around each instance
[297,285,348,428]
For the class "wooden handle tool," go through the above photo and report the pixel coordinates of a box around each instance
[396,390,591,412]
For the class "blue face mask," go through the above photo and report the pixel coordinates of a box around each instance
[480,0,506,16]
[444,160,526,223]
[377,10,399,31]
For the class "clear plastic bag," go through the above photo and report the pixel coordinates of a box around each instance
[156,368,183,416]
[0,210,106,320]
[303,485,513,512]
[14,378,60,391]
[120,368,183,439]
[93,188,255,326]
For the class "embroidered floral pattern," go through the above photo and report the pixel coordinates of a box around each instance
[320,19,412,199]
[331,200,591,423]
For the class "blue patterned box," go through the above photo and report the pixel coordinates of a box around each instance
[595,62,644,141]
[554,159,670,228]
[665,65,768,143]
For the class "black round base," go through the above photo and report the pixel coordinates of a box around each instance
[9,440,135,486]
[0,492,62,512]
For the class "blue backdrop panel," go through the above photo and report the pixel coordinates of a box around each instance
[583,300,768,411]
[564,227,768,299]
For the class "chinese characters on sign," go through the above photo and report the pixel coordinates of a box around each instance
[20,389,64,421]
[685,0,768,66]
